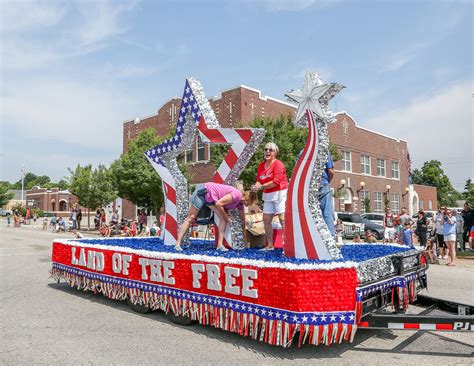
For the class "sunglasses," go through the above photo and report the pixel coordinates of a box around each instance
[264,148,274,152]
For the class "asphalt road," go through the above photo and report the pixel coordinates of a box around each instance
[1,223,473,365]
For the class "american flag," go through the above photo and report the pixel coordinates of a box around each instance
[406,151,413,184]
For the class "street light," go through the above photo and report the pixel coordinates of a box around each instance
[402,187,410,198]
[385,184,391,194]
[337,179,346,191]
[357,181,366,194]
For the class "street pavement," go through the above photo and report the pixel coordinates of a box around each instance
[1,222,473,365]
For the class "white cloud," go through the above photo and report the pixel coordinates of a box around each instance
[365,81,473,184]
[2,78,138,150]
[380,42,430,72]
[260,0,337,12]
[0,0,67,32]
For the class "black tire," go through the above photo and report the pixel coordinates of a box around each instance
[376,232,383,240]
[165,311,194,326]
[126,297,152,314]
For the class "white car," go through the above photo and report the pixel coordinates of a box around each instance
[360,213,384,226]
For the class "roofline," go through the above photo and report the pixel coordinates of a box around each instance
[336,111,407,143]
[123,96,182,124]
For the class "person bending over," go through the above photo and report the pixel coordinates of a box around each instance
[176,182,253,251]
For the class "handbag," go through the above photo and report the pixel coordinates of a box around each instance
[246,212,265,236]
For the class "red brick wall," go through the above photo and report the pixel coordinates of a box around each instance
[328,112,410,214]
[413,184,438,211]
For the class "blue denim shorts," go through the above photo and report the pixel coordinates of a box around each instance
[190,184,207,210]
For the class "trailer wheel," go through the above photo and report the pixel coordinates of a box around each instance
[126,297,152,314]
[165,312,194,326]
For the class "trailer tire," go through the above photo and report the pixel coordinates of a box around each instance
[165,312,194,326]
[126,297,152,314]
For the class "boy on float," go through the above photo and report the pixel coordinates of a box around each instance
[176,182,253,251]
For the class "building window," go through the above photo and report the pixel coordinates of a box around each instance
[376,159,386,177]
[360,191,370,213]
[59,200,67,212]
[391,161,400,179]
[196,136,206,162]
[429,200,433,210]
[374,192,383,213]
[360,155,371,175]
[420,199,424,210]
[184,149,193,163]
[391,193,399,213]
[341,151,352,172]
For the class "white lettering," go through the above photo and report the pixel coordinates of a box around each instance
[191,263,205,288]
[112,253,122,273]
[162,261,175,285]
[71,247,79,265]
[206,264,222,291]
[150,259,164,282]
[224,267,240,295]
[241,269,258,298]
[121,254,132,275]
[138,258,149,280]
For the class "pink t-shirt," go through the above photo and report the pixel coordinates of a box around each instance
[204,182,243,210]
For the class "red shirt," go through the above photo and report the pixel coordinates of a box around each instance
[256,159,288,193]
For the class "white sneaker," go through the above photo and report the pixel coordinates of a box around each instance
[442,256,449,259]
[437,255,442,259]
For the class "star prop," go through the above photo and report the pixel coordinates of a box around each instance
[285,71,344,126]
[145,78,265,248]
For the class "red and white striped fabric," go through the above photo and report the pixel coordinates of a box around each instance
[149,162,179,246]
[284,110,332,260]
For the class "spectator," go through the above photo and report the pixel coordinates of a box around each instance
[399,207,413,226]
[94,209,101,229]
[139,222,151,237]
[57,217,66,233]
[73,230,84,239]
[100,209,107,227]
[138,209,147,234]
[444,209,457,266]
[111,209,119,225]
[461,203,473,250]
[251,142,289,249]
[416,210,428,248]
[50,216,57,232]
[366,230,377,243]
[401,222,415,248]
[434,207,447,259]
[354,234,361,243]
[42,216,48,231]
[425,238,436,264]
[394,217,403,244]
[383,207,396,243]
[77,209,82,230]
[150,221,160,237]
[455,211,464,251]
[71,209,77,230]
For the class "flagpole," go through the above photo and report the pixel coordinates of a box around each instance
[21,166,25,203]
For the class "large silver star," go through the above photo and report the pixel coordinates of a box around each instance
[285,71,344,126]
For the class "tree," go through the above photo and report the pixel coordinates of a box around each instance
[68,164,117,229]
[0,182,14,207]
[463,178,474,206]
[411,160,460,207]
[210,115,309,188]
[10,172,53,190]
[110,128,170,216]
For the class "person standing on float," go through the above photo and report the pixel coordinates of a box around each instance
[252,142,289,250]
[319,151,335,236]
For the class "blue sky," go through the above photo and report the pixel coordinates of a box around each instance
[1,0,472,191]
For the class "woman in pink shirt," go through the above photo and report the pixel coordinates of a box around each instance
[176,182,252,251]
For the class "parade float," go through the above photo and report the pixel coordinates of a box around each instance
[50,73,472,348]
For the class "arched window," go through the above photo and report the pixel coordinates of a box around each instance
[59,200,67,212]
[51,199,56,212]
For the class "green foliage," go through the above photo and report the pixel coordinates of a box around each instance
[211,115,308,188]
[0,182,14,207]
[412,160,460,206]
[68,164,117,228]
[463,178,474,206]
[12,203,26,217]
[9,172,68,190]
[329,142,342,162]
[363,197,371,213]
[110,128,171,215]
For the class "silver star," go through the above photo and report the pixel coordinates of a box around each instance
[285,71,344,126]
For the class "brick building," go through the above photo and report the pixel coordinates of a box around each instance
[411,184,438,213]
[122,84,436,218]
[122,85,296,219]
[25,186,84,217]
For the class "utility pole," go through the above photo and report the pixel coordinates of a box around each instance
[21,166,25,203]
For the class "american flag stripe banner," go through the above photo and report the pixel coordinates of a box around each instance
[406,150,413,184]
[284,110,332,260]
[146,78,265,246]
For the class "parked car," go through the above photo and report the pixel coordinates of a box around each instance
[0,209,12,216]
[361,218,385,240]
[361,213,384,226]
[334,212,365,239]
